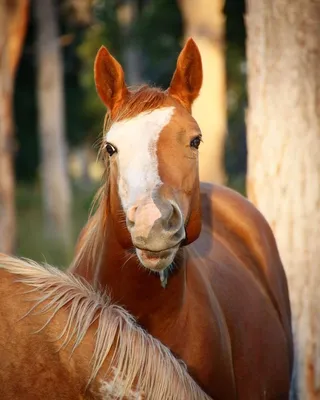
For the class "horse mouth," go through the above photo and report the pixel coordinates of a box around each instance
[139,248,172,260]
[135,245,179,271]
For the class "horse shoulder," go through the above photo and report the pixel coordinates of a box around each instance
[199,182,293,367]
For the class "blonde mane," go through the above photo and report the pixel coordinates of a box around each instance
[69,85,170,279]
[0,255,211,400]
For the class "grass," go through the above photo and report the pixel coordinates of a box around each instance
[227,173,246,196]
[16,183,97,269]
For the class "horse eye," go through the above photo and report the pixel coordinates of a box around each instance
[190,136,202,149]
[106,143,117,156]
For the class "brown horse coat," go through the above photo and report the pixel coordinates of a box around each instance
[70,39,293,399]
[0,254,212,400]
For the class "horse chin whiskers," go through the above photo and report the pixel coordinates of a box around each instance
[133,245,178,288]
[159,263,175,289]
[159,269,169,289]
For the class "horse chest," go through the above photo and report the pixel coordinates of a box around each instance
[140,292,237,399]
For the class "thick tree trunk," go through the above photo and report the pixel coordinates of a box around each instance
[0,0,29,254]
[117,0,143,85]
[35,0,72,247]
[246,1,320,398]
[178,0,227,184]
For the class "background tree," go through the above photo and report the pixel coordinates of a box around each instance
[35,0,72,250]
[178,0,227,184]
[246,0,320,398]
[0,0,29,254]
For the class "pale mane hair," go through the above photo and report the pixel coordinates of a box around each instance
[0,255,211,400]
[69,85,169,279]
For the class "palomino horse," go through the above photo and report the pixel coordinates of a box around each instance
[0,253,211,400]
[70,39,293,398]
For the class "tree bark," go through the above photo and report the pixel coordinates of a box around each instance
[246,1,320,398]
[0,0,29,254]
[35,0,72,248]
[178,0,227,184]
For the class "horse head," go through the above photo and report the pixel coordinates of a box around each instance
[94,39,203,274]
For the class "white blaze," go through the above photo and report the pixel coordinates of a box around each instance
[106,107,175,211]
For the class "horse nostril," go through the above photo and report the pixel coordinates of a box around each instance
[127,205,137,228]
[166,203,182,231]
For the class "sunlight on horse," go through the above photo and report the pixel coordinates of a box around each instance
[0,253,211,400]
[70,38,294,398]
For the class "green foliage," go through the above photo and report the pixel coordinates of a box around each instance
[224,0,246,47]
[225,44,247,178]
[76,1,121,139]
[13,0,247,265]
[14,9,39,182]
[16,184,97,268]
[77,24,107,138]
[224,0,247,181]
[14,0,246,183]
[135,0,183,87]
[228,173,246,196]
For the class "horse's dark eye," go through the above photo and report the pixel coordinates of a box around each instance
[106,143,117,156]
[190,136,202,149]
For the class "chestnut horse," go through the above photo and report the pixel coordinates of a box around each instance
[0,253,211,400]
[70,39,293,398]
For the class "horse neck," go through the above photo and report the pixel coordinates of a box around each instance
[94,215,187,329]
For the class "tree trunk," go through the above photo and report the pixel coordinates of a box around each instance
[246,1,320,398]
[35,0,72,248]
[117,0,143,85]
[178,0,227,184]
[0,0,29,254]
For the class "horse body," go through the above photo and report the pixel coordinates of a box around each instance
[70,39,293,398]
[0,254,211,400]
[0,269,88,399]
[73,182,292,399]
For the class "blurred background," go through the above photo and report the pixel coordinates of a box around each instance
[1,2,319,397]
[0,0,246,267]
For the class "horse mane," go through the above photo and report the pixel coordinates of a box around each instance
[69,85,170,279]
[107,85,168,126]
[0,254,210,400]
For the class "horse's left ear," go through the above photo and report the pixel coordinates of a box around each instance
[168,38,203,111]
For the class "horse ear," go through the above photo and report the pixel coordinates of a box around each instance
[94,46,129,114]
[168,38,203,111]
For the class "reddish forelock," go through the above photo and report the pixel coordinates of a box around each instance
[109,85,170,121]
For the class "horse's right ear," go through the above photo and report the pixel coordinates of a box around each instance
[94,46,129,114]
